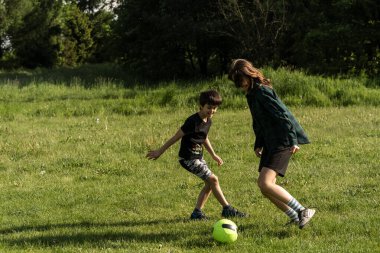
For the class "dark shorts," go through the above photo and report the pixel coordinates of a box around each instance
[179,158,212,180]
[259,147,292,177]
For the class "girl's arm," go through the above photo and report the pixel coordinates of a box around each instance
[146,128,184,160]
[204,136,223,166]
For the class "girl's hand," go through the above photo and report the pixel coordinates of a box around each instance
[212,154,224,166]
[146,150,162,160]
[255,147,263,157]
[290,145,300,154]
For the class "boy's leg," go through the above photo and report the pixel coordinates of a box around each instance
[195,182,212,210]
[180,159,246,218]
[191,176,227,220]
[206,174,229,207]
[206,174,246,218]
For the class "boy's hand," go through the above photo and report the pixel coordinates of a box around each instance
[146,150,162,160]
[212,154,223,166]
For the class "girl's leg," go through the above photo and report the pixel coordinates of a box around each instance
[258,167,315,227]
[257,167,294,211]
[195,182,212,210]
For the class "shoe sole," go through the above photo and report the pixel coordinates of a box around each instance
[222,214,246,218]
[190,216,209,220]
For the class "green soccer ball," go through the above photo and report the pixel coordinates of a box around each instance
[212,219,238,243]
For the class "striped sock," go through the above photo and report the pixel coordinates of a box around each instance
[287,198,305,213]
[285,208,299,221]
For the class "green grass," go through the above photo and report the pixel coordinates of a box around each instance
[0,108,379,252]
[0,66,379,252]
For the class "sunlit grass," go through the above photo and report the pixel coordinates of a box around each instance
[0,106,379,252]
[0,66,379,252]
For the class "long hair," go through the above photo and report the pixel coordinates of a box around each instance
[228,59,272,89]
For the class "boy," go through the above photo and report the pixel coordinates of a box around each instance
[146,90,246,220]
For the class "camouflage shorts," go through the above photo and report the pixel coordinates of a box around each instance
[179,158,212,180]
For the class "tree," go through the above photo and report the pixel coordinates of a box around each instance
[55,3,94,66]
[9,0,94,68]
[87,9,116,63]
[216,0,287,67]
[62,0,118,63]
[114,0,288,79]
[282,0,380,76]
[10,0,62,68]
[114,0,189,79]
[75,0,120,13]
[0,0,35,63]
[114,0,227,78]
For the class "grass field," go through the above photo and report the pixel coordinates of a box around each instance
[0,66,379,252]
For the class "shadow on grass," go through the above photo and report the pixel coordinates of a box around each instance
[1,218,296,248]
[239,222,295,240]
[0,218,188,247]
[0,218,188,235]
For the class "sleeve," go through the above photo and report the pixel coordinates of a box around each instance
[253,117,265,149]
[180,117,194,135]
[257,89,298,146]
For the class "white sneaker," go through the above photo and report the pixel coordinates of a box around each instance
[298,208,316,229]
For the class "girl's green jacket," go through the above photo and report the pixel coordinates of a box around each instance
[246,84,310,152]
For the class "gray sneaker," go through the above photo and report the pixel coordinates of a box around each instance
[298,208,316,229]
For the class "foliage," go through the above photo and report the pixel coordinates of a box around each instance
[1,0,105,68]
[283,0,380,77]
[0,0,35,59]
[55,3,94,66]
[9,0,62,68]
[0,0,379,79]
[114,0,191,79]
[87,10,116,63]
[9,1,94,68]
[113,0,380,79]
[113,0,288,79]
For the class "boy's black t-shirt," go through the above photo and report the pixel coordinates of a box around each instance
[179,113,211,160]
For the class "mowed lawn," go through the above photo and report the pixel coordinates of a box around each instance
[0,105,379,252]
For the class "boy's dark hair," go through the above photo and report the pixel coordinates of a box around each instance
[199,90,222,106]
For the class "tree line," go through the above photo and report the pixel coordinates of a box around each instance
[0,0,379,80]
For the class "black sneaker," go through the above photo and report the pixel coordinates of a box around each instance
[221,205,246,218]
[190,210,209,220]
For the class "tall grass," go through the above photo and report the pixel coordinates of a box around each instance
[264,67,380,106]
[0,64,379,116]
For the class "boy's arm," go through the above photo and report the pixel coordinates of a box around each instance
[204,136,223,166]
[146,128,184,160]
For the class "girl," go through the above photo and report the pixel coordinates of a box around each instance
[228,59,315,229]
